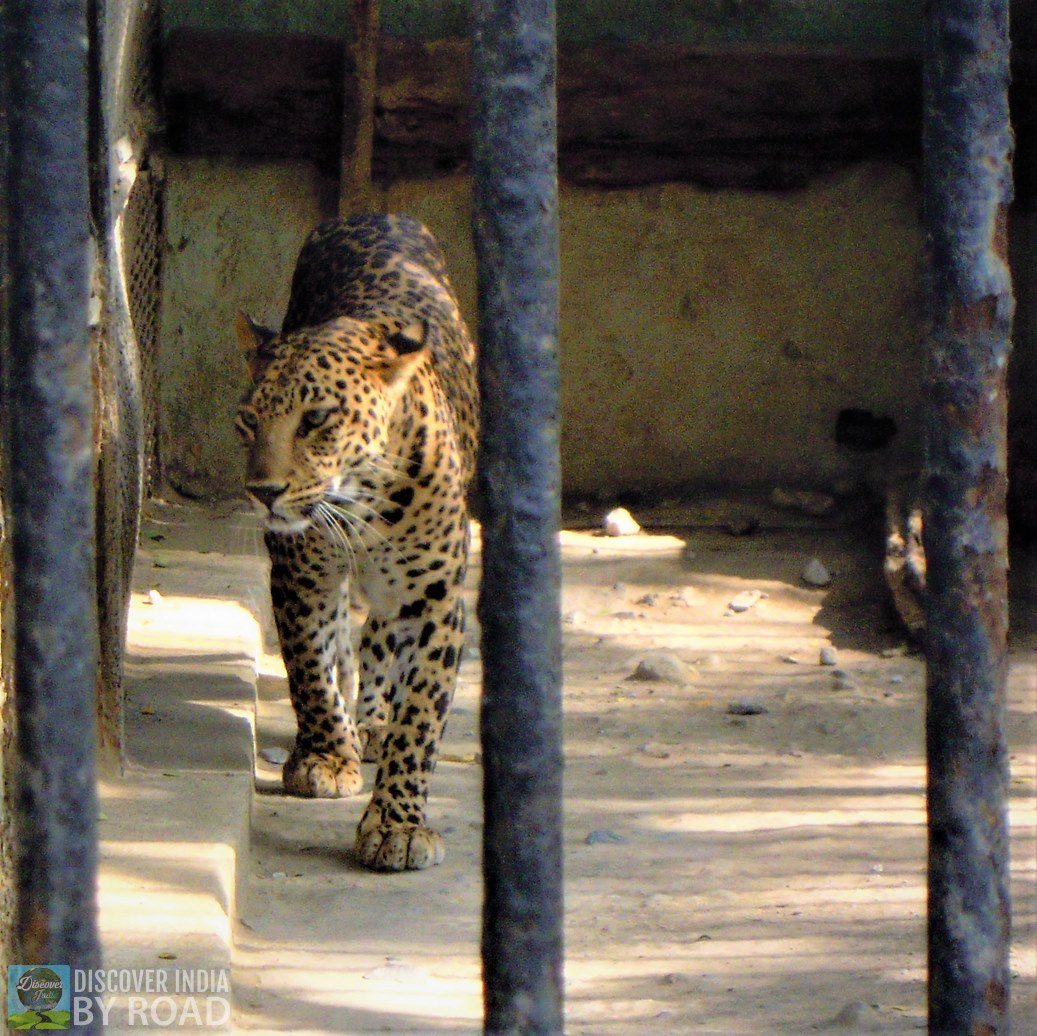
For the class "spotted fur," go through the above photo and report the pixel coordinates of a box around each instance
[235,214,477,871]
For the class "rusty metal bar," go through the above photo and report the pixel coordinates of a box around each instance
[922,1,1014,1032]
[3,0,102,983]
[471,0,564,1031]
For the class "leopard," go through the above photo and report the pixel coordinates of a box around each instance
[235,213,477,871]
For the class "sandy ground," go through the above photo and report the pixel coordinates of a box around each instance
[138,501,1036,1035]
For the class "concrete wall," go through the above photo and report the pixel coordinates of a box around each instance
[160,158,925,501]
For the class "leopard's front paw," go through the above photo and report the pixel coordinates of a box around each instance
[358,723,388,764]
[282,749,363,798]
[355,809,444,871]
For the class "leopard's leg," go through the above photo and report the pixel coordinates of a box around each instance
[356,615,396,763]
[266,529,364,798]
[337,605,360,711]
[355,596,465,870]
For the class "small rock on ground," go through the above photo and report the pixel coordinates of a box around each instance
[259,746,290,765]
[638,742,672,759]
[801,557,832,587]
[585,829,628,845]
[726,699,768,716]
[603,507,641,536]
[722,514,759,536]
[628,652,691,684]
[728,590,766,613]
[819,646,839,666]
[825,999,883,1029]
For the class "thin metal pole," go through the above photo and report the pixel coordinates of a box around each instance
[922,1,1013,1032]
[4,0,101,984]
[471,0,564,1032]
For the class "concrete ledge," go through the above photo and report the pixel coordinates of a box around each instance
[96,506,267,1033]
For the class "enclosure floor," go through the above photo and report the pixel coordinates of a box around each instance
[111,500,1036,1035]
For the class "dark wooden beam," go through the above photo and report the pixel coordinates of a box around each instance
[161,29,1034,195]
[340,0,379,214]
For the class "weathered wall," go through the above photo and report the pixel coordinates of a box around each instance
[161,1,921,51]
[160,158,925,501]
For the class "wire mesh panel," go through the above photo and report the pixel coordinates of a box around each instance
[92,0,162,756]
[101,0,161,493]
[123,164,162,489]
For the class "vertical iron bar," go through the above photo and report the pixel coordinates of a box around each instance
[471,0,564,1032]
[4,0,101,984]
[923,1,1013,1033]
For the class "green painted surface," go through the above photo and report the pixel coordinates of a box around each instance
[162,0,922,52]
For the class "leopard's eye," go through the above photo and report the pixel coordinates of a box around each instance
[237,409,259,437]
[297,407,335,436]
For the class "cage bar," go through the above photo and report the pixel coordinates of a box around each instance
[471,0,565,1032]
[3,0,102,985]
[922,1,1014,1032]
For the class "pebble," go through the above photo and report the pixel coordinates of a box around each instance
[612,581,628,594]
[638,742,672,759]
[628,652,690,684]
[827,1000,878,1027]
[727,590,766,613]
[801,557,832,587]
[819,646,839,666]
[259,746,290,765]
[635,593,659,606]
[146,588,163,606]
[889,674,904,685]
[722,514,758,537]
[563,610,584,625]
[603,507,641,537]
[832,671,856,691]
[726,698,768,716]
[585,829,627,845]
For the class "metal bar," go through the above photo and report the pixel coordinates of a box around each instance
[4,0,102,983]
[471,1,564,1032]
[922,1,1014,1032]
[340,0,379,215]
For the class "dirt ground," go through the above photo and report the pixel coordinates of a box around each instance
[140,501,1036,1034]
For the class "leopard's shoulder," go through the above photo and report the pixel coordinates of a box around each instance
[279,213,478,479]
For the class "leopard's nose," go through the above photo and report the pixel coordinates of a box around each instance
[247,482,287,510]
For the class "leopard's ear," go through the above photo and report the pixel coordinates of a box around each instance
[236,310,278,382]
[386,318,428,356]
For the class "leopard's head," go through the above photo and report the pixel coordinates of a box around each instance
[235,310,427,534]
